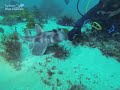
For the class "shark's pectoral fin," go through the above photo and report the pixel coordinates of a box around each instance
[35,24,44,35]
[32,40,47,56]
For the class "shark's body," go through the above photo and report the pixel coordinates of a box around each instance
[19,24,68,56]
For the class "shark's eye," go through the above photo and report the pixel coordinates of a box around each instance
[35,37,40,42]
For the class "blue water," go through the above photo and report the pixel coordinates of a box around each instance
[0,0,120,90]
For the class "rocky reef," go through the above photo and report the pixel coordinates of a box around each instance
[73,29,120,62]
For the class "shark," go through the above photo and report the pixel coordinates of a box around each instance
[17,24,68,56]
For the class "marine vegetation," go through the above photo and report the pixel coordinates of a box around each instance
[45,44,70,60]
[68,84,86,90]
[0,31,22,70]
[75,29,120,62]
[67,79,86,90]
[0,10,29,26]
[57,16,75,26]
[0,15,18,26]
[26,15,35,29]
[18,9,30,20]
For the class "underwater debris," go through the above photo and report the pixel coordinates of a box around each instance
[57,16,75,26]
[0,31,22,70]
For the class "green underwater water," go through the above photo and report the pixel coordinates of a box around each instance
[0,0,120,90]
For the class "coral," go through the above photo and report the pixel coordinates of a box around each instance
[57,16,75,26]
[0,32,22,66]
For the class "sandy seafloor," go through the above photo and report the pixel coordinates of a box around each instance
[0,17,120,90]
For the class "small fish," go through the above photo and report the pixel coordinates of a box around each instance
[0,27,4,34]
[64,0,69,5]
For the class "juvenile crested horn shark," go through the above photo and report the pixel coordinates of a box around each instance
[18,24,68,56]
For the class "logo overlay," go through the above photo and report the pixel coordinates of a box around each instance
[5,4,24,11]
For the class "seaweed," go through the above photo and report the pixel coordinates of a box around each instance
[68,84,86,90]
[67,80,86,90]
[41,77,52,86]
[57,16,75,26]
[0,15,17,26]
[18,9,30,20]
[0,32,22,70]
[53,45,70,60]
[26,15,35,29]
[76,29,120,62]
[45,44,70,60]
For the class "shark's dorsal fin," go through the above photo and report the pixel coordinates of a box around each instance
[35,24,44,35]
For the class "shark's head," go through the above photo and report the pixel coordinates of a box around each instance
[52,28,68,43]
